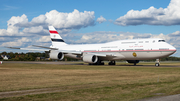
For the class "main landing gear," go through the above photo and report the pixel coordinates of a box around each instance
[89,60,104,65]
[89,60,116,65]
[155,59,160,67]
[108,60,116,65]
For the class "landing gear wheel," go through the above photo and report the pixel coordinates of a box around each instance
[155,63,160,67]
[108,61,116,65]
[89,63,93,65]
[89,61,104,65]
[155,59,160,67]
[96,61,104,65]
[100,62,104,65]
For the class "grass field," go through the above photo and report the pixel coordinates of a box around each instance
[0,62,180,101]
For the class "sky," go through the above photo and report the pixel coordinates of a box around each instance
[0,0,180,57]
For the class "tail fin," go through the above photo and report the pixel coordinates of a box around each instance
[49,26,67,47]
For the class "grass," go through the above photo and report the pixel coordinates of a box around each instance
[0,62,180,101]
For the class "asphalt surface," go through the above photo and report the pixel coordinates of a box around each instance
[139,94,180,101]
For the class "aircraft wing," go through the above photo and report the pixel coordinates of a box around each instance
[6,46,82,54]
[6,47,50,52]
[7,46,120,58]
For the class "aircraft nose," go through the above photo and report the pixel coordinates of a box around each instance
[170,45,176,53]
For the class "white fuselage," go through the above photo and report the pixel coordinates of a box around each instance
[52,38,176,61]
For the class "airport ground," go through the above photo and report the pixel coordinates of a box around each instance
[0,61,180,101]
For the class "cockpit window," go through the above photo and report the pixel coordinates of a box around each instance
[158,40,165,42]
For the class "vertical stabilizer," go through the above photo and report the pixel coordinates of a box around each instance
[49,26,67,47]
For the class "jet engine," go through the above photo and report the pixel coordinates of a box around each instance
[49,50,64,60]
[83,54,98,63]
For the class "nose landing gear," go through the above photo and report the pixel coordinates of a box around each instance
[155,59,160,67]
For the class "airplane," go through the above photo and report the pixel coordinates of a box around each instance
[8,26,177,66]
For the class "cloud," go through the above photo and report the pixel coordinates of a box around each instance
[0,9,95,37]
[169,31,180,36]
[45,9,95,29]
[0,37,5,42]
[14,9,95,30]
[31,15,47,25]
[64,31,153,44]
[1,37,32,47]
[97,16,107,23]
[0,14,28,36]
[115,0,180,26]
[36,36,51,42]
[168,31,180,48]
[0,29,7,36]
[22,26,48,35]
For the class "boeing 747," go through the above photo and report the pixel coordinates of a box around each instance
[8,26,177,66]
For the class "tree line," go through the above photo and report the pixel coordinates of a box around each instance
[0,52,78,61]
[0,51,180,61]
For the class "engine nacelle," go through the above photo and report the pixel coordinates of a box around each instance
[126,60,140,63]
[49,50,64,60]
[83,54,98,63]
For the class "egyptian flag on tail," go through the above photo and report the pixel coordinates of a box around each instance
[49,26,67,46]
